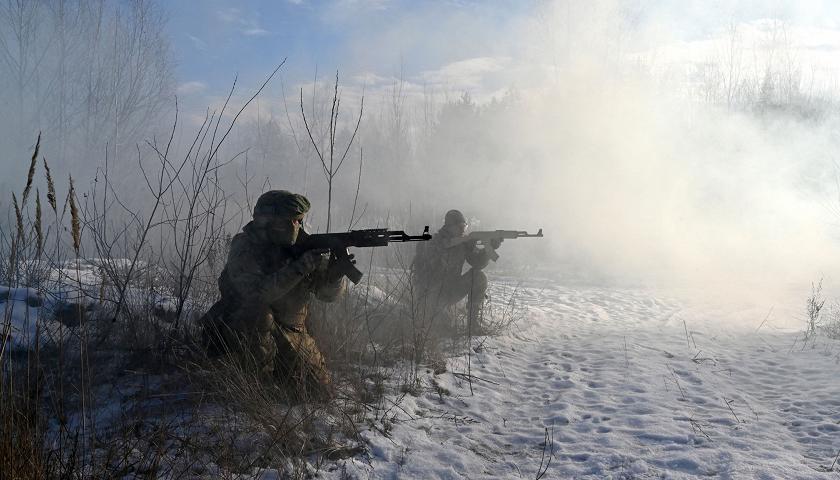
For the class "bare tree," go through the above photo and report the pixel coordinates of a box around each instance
[0,0,174,183]
[300,71,364,232]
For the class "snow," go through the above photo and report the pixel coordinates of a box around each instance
[315,279,840,479]
[5,266,839,478]
[1,258,192,349]
[1,286,48,349]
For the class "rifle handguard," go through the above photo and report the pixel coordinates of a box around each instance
[293,226,432,284]
[448,228,544,260]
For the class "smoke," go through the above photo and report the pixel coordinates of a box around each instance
[514,2,840,293]
[339,0,840,298]
[508,78,840,289]
[5,0,838,304]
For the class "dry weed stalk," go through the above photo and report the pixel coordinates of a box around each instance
[535,426,555,479]
[830,447,840,472]
[22,133,40,205]
[2,135,51,479]
[35,191,43,257]
[12,193,24,241]
[806,279,825,335]
[68,175,80,254]
[43,158,56,212]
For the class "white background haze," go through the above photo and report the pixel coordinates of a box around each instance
[3,0,840,309]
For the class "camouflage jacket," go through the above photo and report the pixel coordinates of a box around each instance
[412,227,491,288]
[218,222,345,329]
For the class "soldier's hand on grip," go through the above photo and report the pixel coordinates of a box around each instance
[490,237,503,249]
[326,249,355,282]
[295,250,329,274]
[328,249,355,266]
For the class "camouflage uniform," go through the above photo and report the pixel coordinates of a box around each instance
[412,210,491,330]
[203,191,345,400]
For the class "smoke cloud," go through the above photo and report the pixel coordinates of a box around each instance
[335,0,840,301]
[4,0,839,307]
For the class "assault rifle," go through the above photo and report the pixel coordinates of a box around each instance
[448,228,543,261]
[292,227,432,284]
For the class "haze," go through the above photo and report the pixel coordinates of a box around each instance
[3,0,840,304]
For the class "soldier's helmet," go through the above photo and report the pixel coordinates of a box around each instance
[444,209,466,226]
[253,190,311,218]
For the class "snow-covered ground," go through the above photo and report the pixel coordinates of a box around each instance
[1,258,201,349]
[5,269,839,478]
[314,279,840,479]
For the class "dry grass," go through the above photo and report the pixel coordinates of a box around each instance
[21,133,40,206]
[803,279,840,341]
[43,158,56,211]
[0,378,54,480]
[67,176,80,255]
[0,131,364,477]
[0,132,523,478]
[818,301,840,341]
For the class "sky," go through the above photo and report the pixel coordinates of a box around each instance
[165,0,528,98]
[164,0,840,111]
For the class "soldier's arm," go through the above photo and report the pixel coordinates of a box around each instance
[225,238,310,304]
[465,243,491,270]
[314,274,346,302]
[416,236,451,277]
[309,249,349,302]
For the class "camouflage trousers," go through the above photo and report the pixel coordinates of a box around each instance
[266,323,331,400]
[202,301,332,401]
[417,268,488,330]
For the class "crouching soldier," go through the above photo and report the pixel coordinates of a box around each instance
[202,190,346,401]
[412,209,502,334]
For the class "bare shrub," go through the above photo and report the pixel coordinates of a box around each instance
[801,278,840,343]
[818,301,840,341]
[0,0,175,186]
[310,236,525,410]
[0,66,368,476]
[186,336,363,474]
[806,279,826,338]
[1,68,529,477]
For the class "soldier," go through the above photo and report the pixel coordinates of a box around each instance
[412,209,502,333]
[202,190,346,401]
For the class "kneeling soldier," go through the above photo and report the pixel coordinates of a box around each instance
[203,190,346,400]
[412,209,502,333]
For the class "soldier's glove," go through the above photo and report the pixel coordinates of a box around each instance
[326,249,355,282]
[490,238,503,250]
[294,250,329,275]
